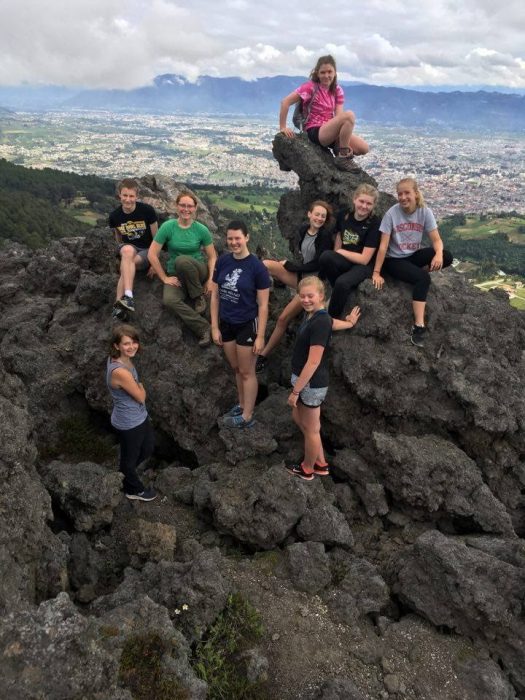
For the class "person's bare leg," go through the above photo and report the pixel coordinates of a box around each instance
[260,295,303,358]
[119,245,138,293]
[263,260,298,288]
[222,341,243,408]
[298,403,321,473]
[235,344,258,421]
[413,300,426,327]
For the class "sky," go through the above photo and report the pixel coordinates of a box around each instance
[2,0,524,90]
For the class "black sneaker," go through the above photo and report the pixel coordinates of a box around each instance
[411,325,426,348]
[285,462,314,481]
[125,488,157,502]
[117,295,135,312]
[112,304,129,322]
[255,355,268,374]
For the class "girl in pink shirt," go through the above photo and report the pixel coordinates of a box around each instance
[279,55,369,171]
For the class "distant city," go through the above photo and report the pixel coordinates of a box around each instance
[0,110,523,218]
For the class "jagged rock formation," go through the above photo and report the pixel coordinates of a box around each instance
[0,139,523,699]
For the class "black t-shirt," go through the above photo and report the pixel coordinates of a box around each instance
[335,209,380,254]
[108,202,158,250]
[291,310,332,388]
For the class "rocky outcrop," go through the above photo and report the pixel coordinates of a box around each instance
[0,144,523,698]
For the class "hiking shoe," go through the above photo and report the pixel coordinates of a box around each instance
[411,325,426,348]
[335,156,360,172]
[194,295,207,314]
[112,304,129,322]
[255,355,268,374]
[117,295,135,312]
[198,329,211,347]
[223,403,243,418]
[285,462,314,481]
[223,414,256,429]
[125,488,157,502]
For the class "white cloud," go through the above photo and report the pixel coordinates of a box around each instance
[1,0,524,88]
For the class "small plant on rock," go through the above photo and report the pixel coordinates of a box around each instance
[192,592,268,700]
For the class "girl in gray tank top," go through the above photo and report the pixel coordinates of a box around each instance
[107,324,156,502]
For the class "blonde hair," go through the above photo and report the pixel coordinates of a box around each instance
[396,177,425,208]
[298,276,326,301]
[352,184,379,213]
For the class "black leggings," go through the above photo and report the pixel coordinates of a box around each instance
[382,248,453,302]
[319,250,372,318]
[117,417,155,495]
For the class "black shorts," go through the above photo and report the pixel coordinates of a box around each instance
[306,127,336,151]
[220,318,258,346]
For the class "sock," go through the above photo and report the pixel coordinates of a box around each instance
[124,290,133,298]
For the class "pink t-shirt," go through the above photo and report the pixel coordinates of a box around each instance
[295,80,344,130]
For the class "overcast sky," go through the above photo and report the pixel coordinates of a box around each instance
[2,0,524,89]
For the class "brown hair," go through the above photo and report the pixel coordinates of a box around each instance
[308,199,333,225]
[117,178,139,194]
[396,177,426,208]
[310,55,338,94]
[175,191,198,207]
[109,324,140,358]
[298,275,326,301]
[352,184,379,213]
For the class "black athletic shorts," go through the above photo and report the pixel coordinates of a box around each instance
[219,318,258,346]
[306,127,336,151]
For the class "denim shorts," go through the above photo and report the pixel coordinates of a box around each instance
[117,244,150,268]
[291,373,328,408]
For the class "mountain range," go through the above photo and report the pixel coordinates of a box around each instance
[0,75,524,131]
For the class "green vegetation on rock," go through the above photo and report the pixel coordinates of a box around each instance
[119,633,190,700]
[192,592,268,700]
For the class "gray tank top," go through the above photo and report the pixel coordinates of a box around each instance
[106,358,148,430]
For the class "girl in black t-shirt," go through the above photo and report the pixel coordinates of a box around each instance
[286,277,360,481]
[319,183,380,319]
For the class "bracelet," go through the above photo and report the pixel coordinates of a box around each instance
[292,389,300,396]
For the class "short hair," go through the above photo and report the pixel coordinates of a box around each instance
[308,200,333,225]
[109,324,140,358]
[298,275,326,299]
[310,55,338,94]
[175,191,198,206]
[226,220,249,236]
[396,177,426,208]
[352,184,379,213]
[117,178,139,194]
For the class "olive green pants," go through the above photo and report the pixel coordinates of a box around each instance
[162,256,209,337]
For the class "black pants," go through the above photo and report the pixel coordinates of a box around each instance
[319,250,372,318]
[117,417,155,495]
[382,248,453,302]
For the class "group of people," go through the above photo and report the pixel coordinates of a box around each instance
[106,54,452,498]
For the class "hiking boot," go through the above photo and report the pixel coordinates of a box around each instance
[194,295,207,315]
[223,414,256,429]
[125,488,157,502]
[335,156,360,172]
[223,403,243,418]
[255,355,268,374]
[285,462,314,481]
[411,325,426,348]
[198,329,211,347]
[117,295,135,312]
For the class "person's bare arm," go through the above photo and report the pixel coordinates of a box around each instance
[279,91,301,137]
[110,367,146,403]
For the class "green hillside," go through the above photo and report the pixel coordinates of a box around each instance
[0,158,115,248]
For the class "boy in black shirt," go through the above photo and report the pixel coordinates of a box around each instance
[109,178,158,315]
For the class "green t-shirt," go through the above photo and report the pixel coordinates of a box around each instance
[154,219,213,273]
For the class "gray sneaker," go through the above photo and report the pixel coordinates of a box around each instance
[117,295,135,312]
[198,329,211,347]
[126,488,157,502]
